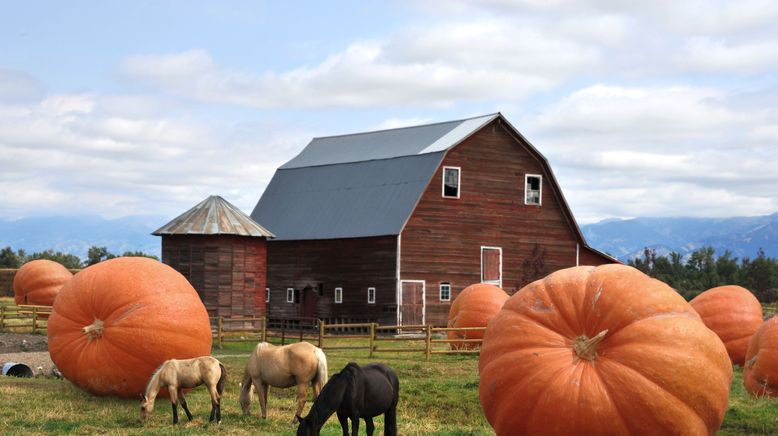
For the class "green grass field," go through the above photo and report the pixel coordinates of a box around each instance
[2,339,778,435]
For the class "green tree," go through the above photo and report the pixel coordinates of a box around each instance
[86,246,116,266]
[0,246,23,268]
[746,248,778,301]
[120,251,159,260]
[26,249,82,269]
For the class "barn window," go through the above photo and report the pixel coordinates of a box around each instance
[525,174,542,205]
[439,283,451,302]
[442,166,460,198]
[335,287,343,304]
[367,287,376,304]
[286,288,294,303]
[266,287,270,303]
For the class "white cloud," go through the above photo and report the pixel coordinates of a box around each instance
[118,16,605,109]
[0,93,309,219]
[522,84,778,223]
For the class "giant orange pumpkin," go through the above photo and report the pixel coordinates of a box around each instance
[690,285,763,366]
[479,264,732,436]
[743,316,778,397]
[47,257,212,398]
[447,283,508,350]
[13,259,73,306]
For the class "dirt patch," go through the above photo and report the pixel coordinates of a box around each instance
[0,333,59,378]
[0,333,49,353]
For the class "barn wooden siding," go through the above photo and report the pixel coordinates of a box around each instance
[161,235,266,319]
[400,120,614,326]
[266,236,397,324]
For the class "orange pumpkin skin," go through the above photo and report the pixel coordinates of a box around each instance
[743,317,778,397]
[47,257,212,398]
[690,285,763,366]
[479,264,732,436]
[13,259,73,306]
[447,283,508,350]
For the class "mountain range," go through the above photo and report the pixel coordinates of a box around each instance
[1,212,776,264]
[581,212,778,262]
[0,215,166,261]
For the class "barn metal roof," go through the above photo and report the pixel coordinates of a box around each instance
[154,195,275,238]
[281,113,499,169]
[253,153,445,240]
[253,115,500,241]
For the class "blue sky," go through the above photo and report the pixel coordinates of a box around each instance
[1,0,777,224]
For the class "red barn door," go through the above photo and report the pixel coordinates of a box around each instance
[400,280,425,326]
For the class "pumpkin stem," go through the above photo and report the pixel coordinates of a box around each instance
[573,329,608,361]
[82,319,105,340]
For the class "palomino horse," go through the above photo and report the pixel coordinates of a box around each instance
[239,341,328,421]
[296,362,399,436]
[140,356,226,424]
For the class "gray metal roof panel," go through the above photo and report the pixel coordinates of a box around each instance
[280,114,498,169]
[251,153,445,240]
[154,195,275,238]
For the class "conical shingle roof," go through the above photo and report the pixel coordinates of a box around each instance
[153,195,275,238]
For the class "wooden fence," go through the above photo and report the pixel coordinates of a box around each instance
[211,316,485,360]
[0,304,51,333]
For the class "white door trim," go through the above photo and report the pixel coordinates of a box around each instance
[399,280,426,325]
[481,246,503,288]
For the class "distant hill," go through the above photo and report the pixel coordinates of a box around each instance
[0,215,166,261]
[581,212,778,262]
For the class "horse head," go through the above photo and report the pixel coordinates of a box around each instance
[139,394,154,422]
[296,413,319,436]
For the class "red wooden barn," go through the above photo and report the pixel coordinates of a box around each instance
[154,195,275,319]
[251,113,616,326]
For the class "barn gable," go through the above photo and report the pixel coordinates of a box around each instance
[251,114,498,241]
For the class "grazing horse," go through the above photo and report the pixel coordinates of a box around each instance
[296,362,399,436]
[239,341,328,421]
[139,356,226,425]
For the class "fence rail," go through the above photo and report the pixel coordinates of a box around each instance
[0,304,52,333]
[210,316,486,360]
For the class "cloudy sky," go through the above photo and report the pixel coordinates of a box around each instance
[1,0,776,224]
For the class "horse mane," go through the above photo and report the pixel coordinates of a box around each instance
[144,360,168,395]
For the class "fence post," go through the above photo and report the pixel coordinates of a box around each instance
[261,317,267,342]
[318,321,324,348]
[425,324,432,361]
[217,316,223,349]
[0,306,4,331]
[369,323,376,358]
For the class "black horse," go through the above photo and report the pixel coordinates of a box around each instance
[296,362,399,436]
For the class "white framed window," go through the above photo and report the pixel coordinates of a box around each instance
[525,174,542,205]
[367,287,376,304]
[439,283,451,302]
[266,287,270,303]
[442,166,461,198]
[286,288,294,303]
[335,287,343,304]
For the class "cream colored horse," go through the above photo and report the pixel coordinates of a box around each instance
[239,341,328,421]
[140,356,226,424]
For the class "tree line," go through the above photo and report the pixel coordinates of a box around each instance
[0,246,158,269]
[628,247,778,302]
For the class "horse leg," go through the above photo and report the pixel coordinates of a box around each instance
[365,416,375,436]
[255,380,268,419]
[350,414,360,436]
[337,410,349,436]
[294,383,308,423]
[169,388,179,425]
[178,388,193,421]
[207,383,221,423]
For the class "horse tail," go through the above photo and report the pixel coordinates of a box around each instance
[314,346,328,387]
[216,363,227,396]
